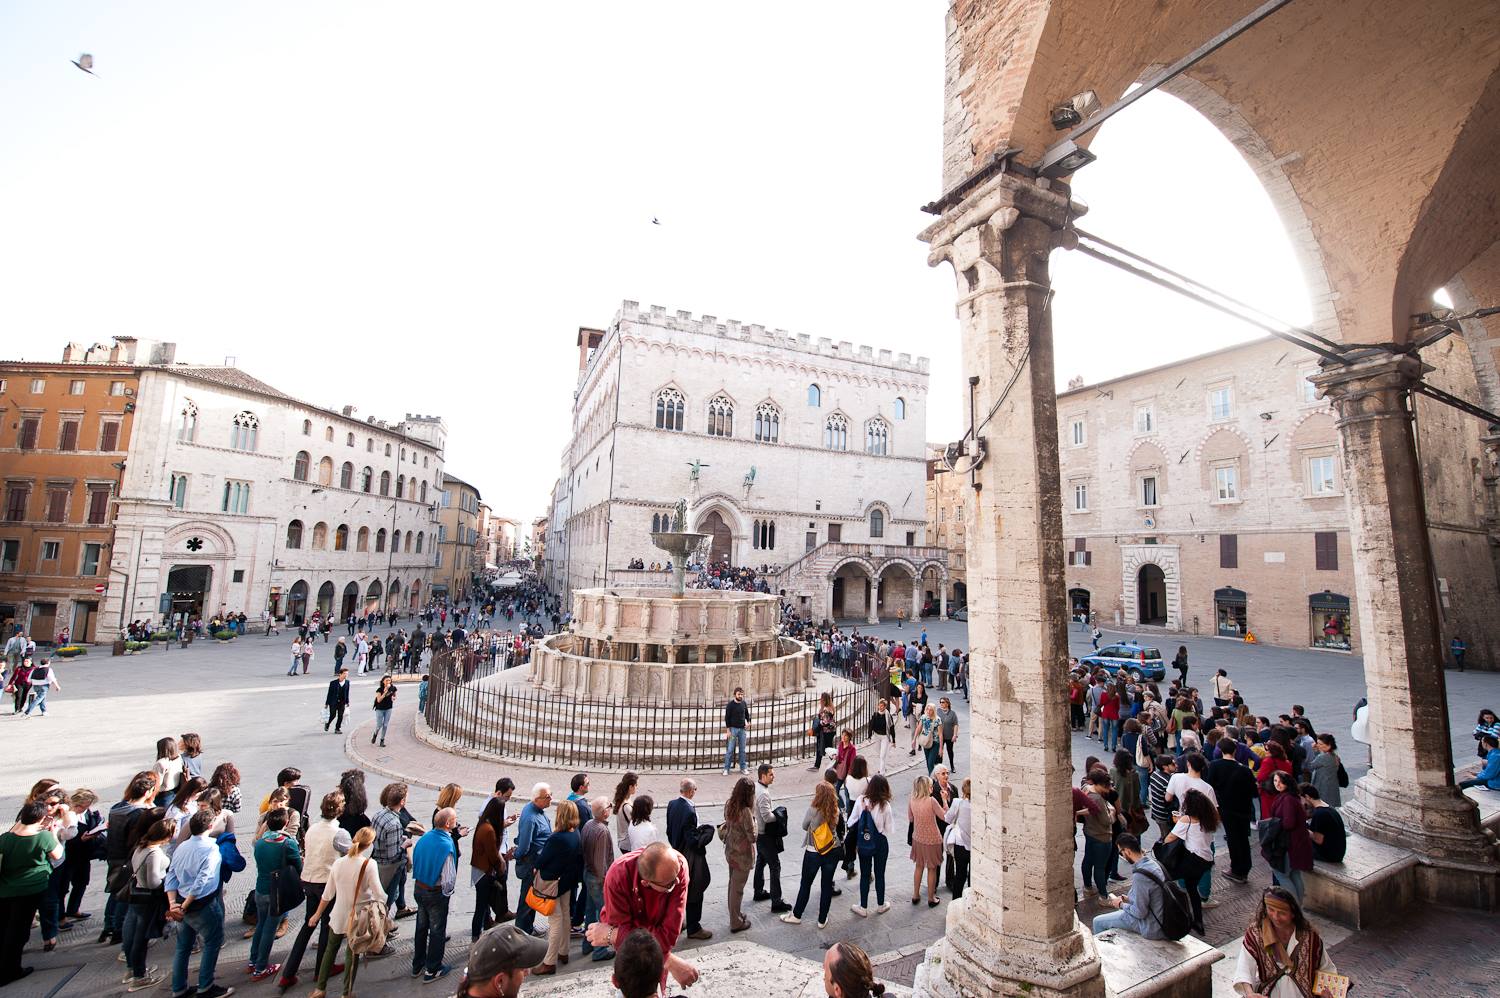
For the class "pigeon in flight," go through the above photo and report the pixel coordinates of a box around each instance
[71,53,97,76]
[651,217,661,225]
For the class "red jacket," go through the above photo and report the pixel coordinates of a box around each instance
[601,849,688,965]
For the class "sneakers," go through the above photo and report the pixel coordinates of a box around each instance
[1200,898,1220,909]
[250,964,280,983]
[127,968,164,992]
[196,986,235,998]
[1223,873,1249,885]
[851,905,869,917]
[778,912,801,925]
[423,965,453,984]
[817,920,828,930]
[874,901,891,914]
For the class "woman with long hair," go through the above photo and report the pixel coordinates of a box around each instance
[1262,771,1314,902]
[906,684,929,755]
[208,762,242,814]
[307,826,385,998]
[152,737,183,806]
[625,795,659,851]
[811,692,837,771]
[781,782,843,929]
[722,778,756,932]
[1163,788,1219,934]
[164,777,207,841]
[0,801,66,983]
[1257,741,1294,817]
[433,783,467,859]
[470,794,511,940]
[533,800,584,975]
[611,773,638,853]
[907,775,947,907]
[337,769,370,836]
[824,941,886,998]
[371,675,397,747]
[119,814,171,990]
[1474,708,1500,760]
[1232,886,1337,997]
[918,704,942,774]
[848,774,893,915]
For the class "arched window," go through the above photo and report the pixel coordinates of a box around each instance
[894,397,906,420]
[286,519,303,549]
[397,474,406,499]
[752,519,777,550]
[346,432,355,447]
[302,419,312,436]
[655,388,685,431]
[312,522,328,549]
[179,400,198,443]
[339,462,354,490]
[293,451,310,481]
[420,481,427,502]
[807,384,821,407]
[415,531,424,554]
[356,526,369,552]
[706,395,733,437]
[230,411,259,451]
[866,417,889,456]
[379,471,391,496]
[324,426,334,442]
[754,402,780,443]
[366,438,374,452]
[404,532,413,553]
[869,508,884,538]
[391,530,401,553]
[317,457,333,486]
[334,524,349,551]
[375,528,386,553]
[360,467,373,493]
[824,413,848,451]
[384,443,392,456]
[652,513,662,533]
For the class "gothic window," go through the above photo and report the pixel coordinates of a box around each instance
[824,413,849,451]
[229,411,259,451]
[179,400,199,443]
[754,402,780,443]
[416,531,424,554]
[294,451,310,481]
[286,519,303,549]
[312,521,328,549]
[869,508,884,538]
[420,480,427,502]
[334,524,348,551]
[865,417,889,456]
[317,457,333,486]
[706,395,733,437]
[807,384,821,407]
[893,397,906,420]
[360,467,373,493]
[379,471,391,496]
[655,388,685,431]
[375,528,386,553]
[356,526,369,552]
[652,513,662,533]
[752,519,776,550]
[391,529,401,553]
[339,462,354,490]
[397,474,406,499]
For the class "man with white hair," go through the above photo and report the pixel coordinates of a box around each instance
[579,797,616,962]
[411,807,459,983]
[666,779,712,941]
[513,783,553,936]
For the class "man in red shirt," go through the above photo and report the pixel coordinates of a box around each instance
[585,842,699,988]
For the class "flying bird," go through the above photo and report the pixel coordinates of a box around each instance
[71,53,97,75]
[651,217,661,225]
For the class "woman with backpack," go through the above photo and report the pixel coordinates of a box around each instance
[306,826,387,998]
[779,783,844,929]
[848,774,893,916]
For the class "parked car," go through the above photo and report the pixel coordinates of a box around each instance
[1078,641,1165,681]
[948,605,968,621]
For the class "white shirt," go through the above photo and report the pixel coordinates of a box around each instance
[625,821,661,852]
[844,776,869,801]
[1232,932,1336,998]
[304,817,353,883]
[1171,817,1215,862]
[943,797,972,849]
[1164,773,1218,810]
[847,797,894,837]
[322,851,386,931]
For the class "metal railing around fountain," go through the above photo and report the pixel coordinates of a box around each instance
[422,650,892,770]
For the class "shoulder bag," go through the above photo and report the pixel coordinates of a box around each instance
[811,820,838,855]
[269,840,305,916]
[527,871,560,917]
[346,858,395,955]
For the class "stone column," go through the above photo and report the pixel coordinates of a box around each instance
[911,575,922,622]
[826,575,837,623]
[939,583,948,619]
[866,574,880,626]
[1314,357,1500,890]
[913,173,1102,998]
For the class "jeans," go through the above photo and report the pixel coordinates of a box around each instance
[412,886,450,975]
[1081,836,1112,895]
[38,864,65,941]
[121,898,162,978]
[374,708,392,741]
[923,740,942,774]
[472,872,506,941]
[724,728,748,772]
[857,835,889,907]
[1272,866,1305,902]
[579,872,606,955]
[1101,718,1119,753]
[281,880,332,984]
[288,657,300,676]
[791,850,840,924]
[380,859,409,912]
[249,892,277,971]
[171,894,226,995]
[1091,909,1131,934]
[941,737,957,773]
[514,860,537,933]
[753,840,783,902]
[24,686,48,715]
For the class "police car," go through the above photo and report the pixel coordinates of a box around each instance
[1078,641,1165,681]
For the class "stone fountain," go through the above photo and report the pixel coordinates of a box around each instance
[650,498,708,597]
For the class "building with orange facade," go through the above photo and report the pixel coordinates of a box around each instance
[0,342,145,642]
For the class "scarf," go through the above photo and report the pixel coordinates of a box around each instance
[1244,916,1323,998]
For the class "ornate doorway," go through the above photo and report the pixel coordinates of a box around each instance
[700,511,732,565]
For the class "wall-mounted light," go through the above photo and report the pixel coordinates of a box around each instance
[1038,139,1096,180]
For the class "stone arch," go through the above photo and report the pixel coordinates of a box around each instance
[1119,545,1181,631]
[1127,440,1170,497]
[1287,410,1340,485]
[828,556,877,621]
[1196,427,1252,496]
[162,520,236,559]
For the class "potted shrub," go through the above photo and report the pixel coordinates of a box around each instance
[54,645,87,658]
[212,629,236,642]
[124,640,150,654]
[150,630,174,642]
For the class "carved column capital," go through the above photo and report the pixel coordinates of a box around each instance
[1312,353,1431,423]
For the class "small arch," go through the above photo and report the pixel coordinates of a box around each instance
[384,443,392,457]
[346,432,355,447]
[339,462,354,490]
[293,451,310,481]
[334,524,349,551]
[356,526,370,552]
[312,521,328,549]
[893,397,906,420]
[420,480,427,503]
[379,471,391,496]
[391,529,402,553]
[302,419,312,436]
[415,531,424,554]
[404,531,413,553]
[807,383,821,407]
[397,474,406,499]
[360,466,373,493]
[285,519,303,549]
[324,426,334,442]
[317,456,333,487]
[375,528,387,553]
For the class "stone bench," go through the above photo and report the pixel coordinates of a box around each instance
[1301,832,1419,928]
[1462,786,1500,835]
[1095,929,1223,998]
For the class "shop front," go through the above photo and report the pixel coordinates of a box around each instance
[1310,591,1352,651]
[1214,586,1248,638]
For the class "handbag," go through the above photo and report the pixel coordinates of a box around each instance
[527,873,560,917]
[1126,806,1150,837]
[918,723,936,750]
[269,844,305,916]
[834,756,850,782]
[346,858,394,955]
[811,820,837,854]
[1152,837,1189,878]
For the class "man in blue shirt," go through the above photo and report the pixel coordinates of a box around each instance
[1460,734,1500,790]
[411,808,459,983]
[1091,834,1168,939]
[164,810,233,998]
[513,783,553,935]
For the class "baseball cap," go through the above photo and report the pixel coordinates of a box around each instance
[465,924,548,979]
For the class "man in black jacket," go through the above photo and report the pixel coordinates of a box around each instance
[325,667,351,733]
[666,780,712,941]
[751,765,792,913]
[723,688,751,776]
[1205,736,1258,882]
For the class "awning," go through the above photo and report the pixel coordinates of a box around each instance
[1213,587,1247,606]
[1309,591,1350,612]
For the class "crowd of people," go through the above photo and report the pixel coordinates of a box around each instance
[688,562,775,593]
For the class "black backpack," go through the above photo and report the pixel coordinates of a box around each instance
[1135,868,1194,940]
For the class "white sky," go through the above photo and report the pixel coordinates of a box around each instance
[0,3,1310,524]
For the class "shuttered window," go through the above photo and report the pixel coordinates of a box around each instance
[58,420,79,451]
[5,486,28,522]
[1220,534,1238,569]
[87,487,111,524]
[45,488,69,523]
[19,417,40,450]
[1315,531,1338,571]
[99,420,121,452]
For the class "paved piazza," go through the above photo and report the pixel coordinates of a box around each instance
[4,620,1497,996]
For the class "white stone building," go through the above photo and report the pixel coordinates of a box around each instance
[551,301,946,622]
[102,363,444,632]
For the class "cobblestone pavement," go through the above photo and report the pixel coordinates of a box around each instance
[2,619,1496,996]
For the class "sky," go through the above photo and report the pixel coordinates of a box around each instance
[0,3,1311,525]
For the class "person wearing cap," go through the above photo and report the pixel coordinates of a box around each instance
[585,841,698,989]
[458,923,547,998]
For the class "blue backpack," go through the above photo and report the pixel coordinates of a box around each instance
[855,810,879,857]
